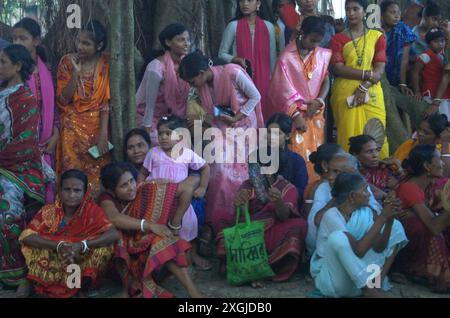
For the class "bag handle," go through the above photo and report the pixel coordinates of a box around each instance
[235,203,251,225]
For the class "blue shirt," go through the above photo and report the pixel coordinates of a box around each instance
[385,22,417,86]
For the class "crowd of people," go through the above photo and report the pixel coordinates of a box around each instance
[1,0,450,298]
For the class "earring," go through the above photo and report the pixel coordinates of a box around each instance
[208,58,213,68]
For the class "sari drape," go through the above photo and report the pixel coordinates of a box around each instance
[56,54,111,198]
[330,30,389,158]
[19,194,114,298]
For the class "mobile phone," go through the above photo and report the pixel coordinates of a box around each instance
[213,105,235,117]
[88,142,114,159]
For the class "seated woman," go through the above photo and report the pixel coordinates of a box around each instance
[305,144,344,256]
[311,172,405,298]
[266,112,309,208]
[124,128,152,172]
[216,148,308,287]
[394,113,448,163]
[349,134,405,199]
[306,152,407,259]
[19,170,119,298]
[98,162,203,298]
[396,145,450,293]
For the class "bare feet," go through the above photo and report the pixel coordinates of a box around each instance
[251,281,264,289]
[191,249,213,271]
[14,280,31,298]
[362,287,385,298]
[187,286,205,298]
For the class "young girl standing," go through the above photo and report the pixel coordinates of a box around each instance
[412,28,450,102]
[138,116,211,270]
[219,0,276,114]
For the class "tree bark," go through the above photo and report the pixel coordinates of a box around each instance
[109,0,124,161]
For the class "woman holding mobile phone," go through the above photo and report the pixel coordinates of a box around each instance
[56,20,111,198]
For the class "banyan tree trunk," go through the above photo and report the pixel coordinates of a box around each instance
[109,0,136,161]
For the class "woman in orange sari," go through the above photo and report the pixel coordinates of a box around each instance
[56,20,111,197]
[19,170,119,298]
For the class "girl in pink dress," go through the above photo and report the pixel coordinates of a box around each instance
[138,116,211,270]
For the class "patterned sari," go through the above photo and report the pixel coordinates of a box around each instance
[98,181,191,298]
[397,178,450,292]
[330,30,389,158]
[19,193,114,298]
[0,84,44,287]
[216,177,307,282]
[56,54,111,198]
[267,42,331,183]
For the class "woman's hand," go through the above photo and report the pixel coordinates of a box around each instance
[147,223,173,238]
[218,114,236,127]
[231,57,247,69]
[234,189,252,207]
[43,130,60,155]
[399,85,414,96]
[293,115,307,133]
[423,103,440,119]
[414,92,423,103]
[193,186,207,199]
[71,54,82,75]
[305,100,323,118]
[96,132,109,156]
[380,157,402,172]
[268,186,282,203]
[380,195,403,221]
[352,87,367,107]
[369,71,382,84]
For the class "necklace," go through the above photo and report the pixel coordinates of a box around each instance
[348,25,366,67]
[296,40,316,80]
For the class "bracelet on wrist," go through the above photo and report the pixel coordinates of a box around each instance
[168,220,182,231]
[81,240,89,254]
[315,98,326,108]
[56,241,65,253]
[140,219,146,233]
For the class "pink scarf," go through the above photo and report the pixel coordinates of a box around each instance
[267,43,331,119]
[198,64,264,128]
[236,17,271,112]
[27,57,55,144]
[27,57,55,203]
[163,51,190,116]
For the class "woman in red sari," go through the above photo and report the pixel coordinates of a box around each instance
[98,163,203,298]
[216,149,307,287]
[396,145,450,293]
[19,170,119,298]
[0,44,45,297]
[13,18,59,204]
[349,134,405,199]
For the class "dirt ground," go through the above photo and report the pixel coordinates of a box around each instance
[1,261,449,298]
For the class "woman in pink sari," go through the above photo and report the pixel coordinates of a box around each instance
[179,52,264,236]
[12,18,58,203]
[267,16,331,183]
[136,24,191,145]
